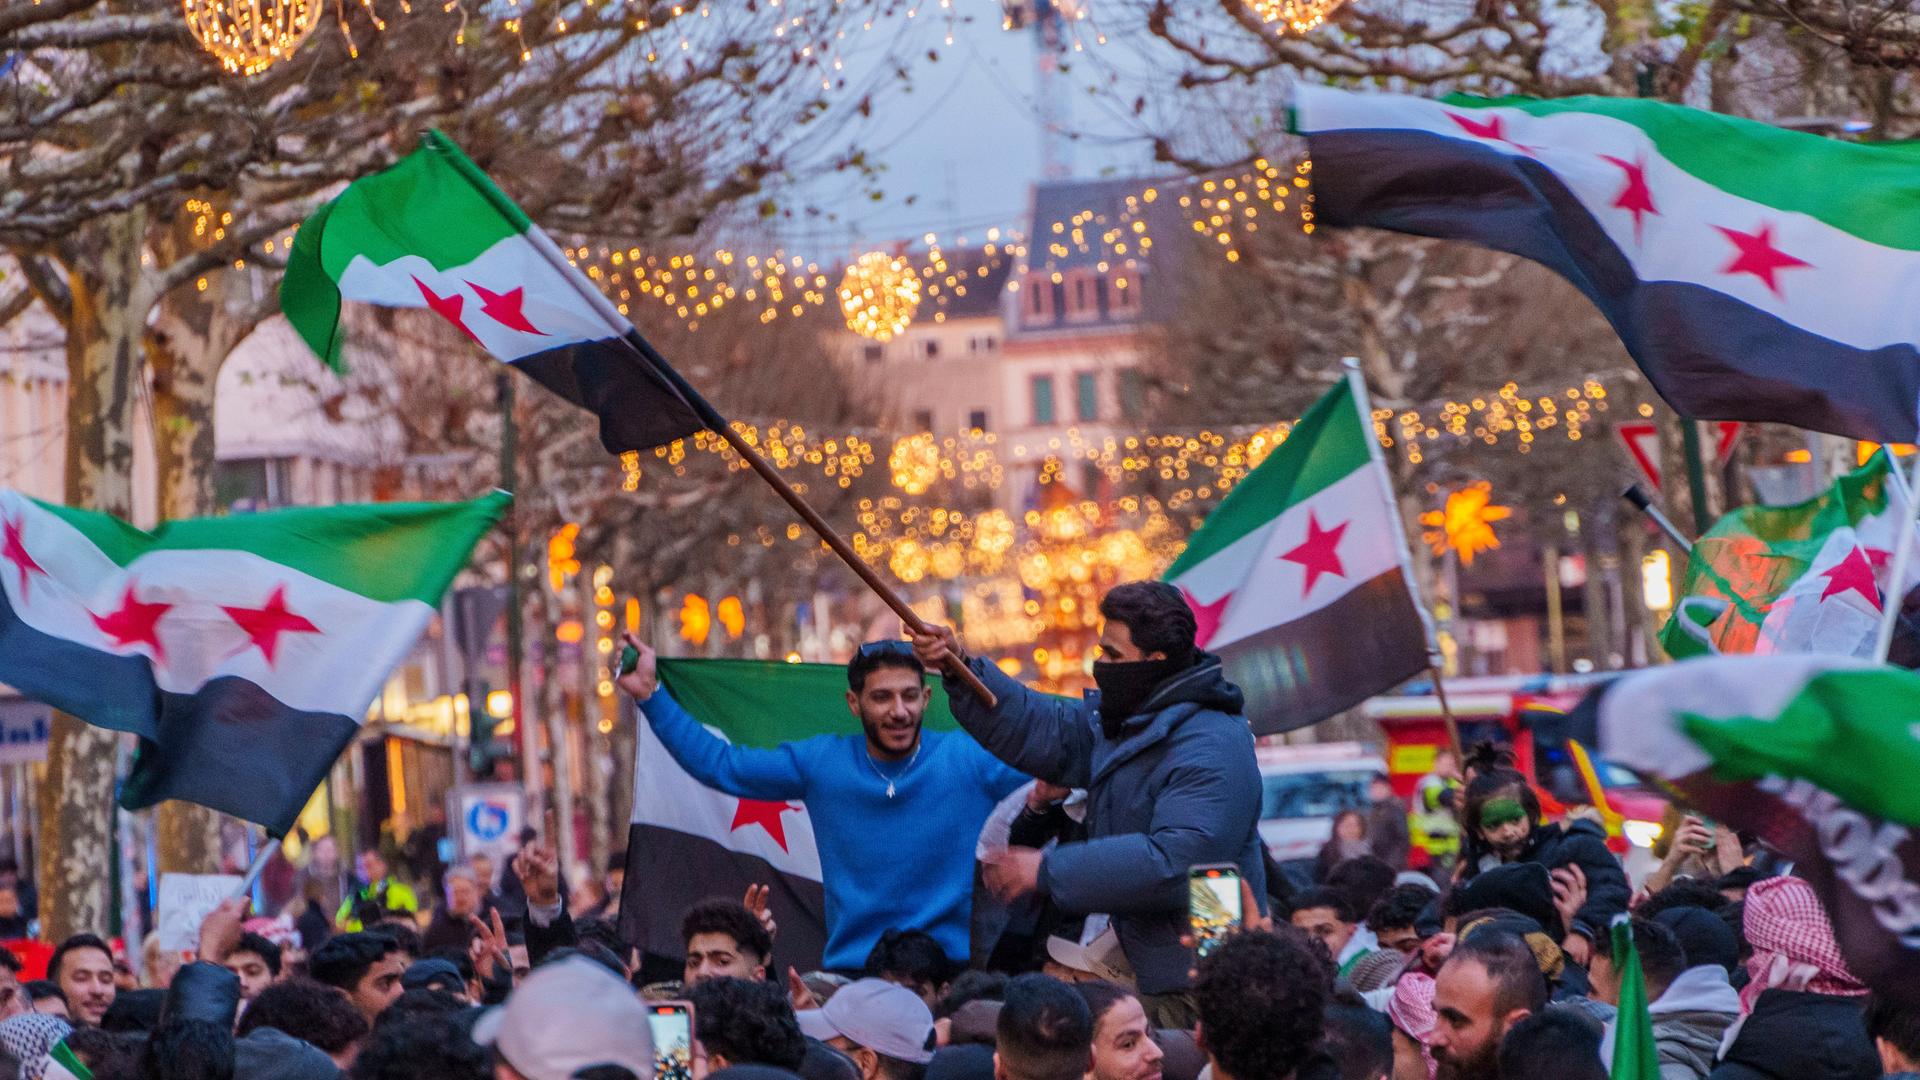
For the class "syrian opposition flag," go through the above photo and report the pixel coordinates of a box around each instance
[1164,372,1431,734]
[0,490,505,834]
[1296,86,1920,441]
[1575,655,1920,1008]
[281,130,705,455]
[618,659,969,970]
[1660,450,1918,659]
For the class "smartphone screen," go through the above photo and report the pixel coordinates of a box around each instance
[1188,863,1243,959]
[647,1002,695,1080]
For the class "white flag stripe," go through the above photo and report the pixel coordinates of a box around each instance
[0,491,426,718]
[1207,467,1401,649]
[1297,87,1920,352]
[335,230,623,363]
[1596,654,1868,779]
[629,719,823,880]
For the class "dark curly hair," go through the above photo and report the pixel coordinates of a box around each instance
[865,929,955,995]
[1323,857,1396,918]
[237,978,370,1055]
[1635,878,1729,919]
[687,977,807,1071]
[310,932,404,994]
[350,996,488,1080]
[1458,744,1542,873]
[938,970,1009,1019]
[1098,582,1197,662]
[1192,928,1333,1080]
[681,898,774,964]
[1367,884,1438,935]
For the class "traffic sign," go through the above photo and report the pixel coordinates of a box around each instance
[1617,422,1662,490]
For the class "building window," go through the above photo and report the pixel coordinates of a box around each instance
[1031,375,1057,426]
[1021,273,1055,324]
[913,409,934,432]
[970,335,998,354]
[1063,269,1100,323]
[1119,368,1145,420]
[968,409,989,432]
[863,343,884,363]
[216,457,294,511]
[1075,371,1099,422]
[1110,271,1141,319]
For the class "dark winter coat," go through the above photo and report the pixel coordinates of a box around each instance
[1706,990,1878,1080]
[1513,817,1631,941]
[946,654,1265,995]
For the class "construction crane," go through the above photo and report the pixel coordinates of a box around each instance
[999,0,1084,180]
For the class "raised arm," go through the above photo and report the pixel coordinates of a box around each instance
[911,625,1095,788]
[1043,724,1263,915]
[619,634,809,801]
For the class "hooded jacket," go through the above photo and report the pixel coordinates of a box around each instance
[1513,817,1631,941]
[1706,989,1879,1080]
[1645,965,1740,1080]
[946,654,1265,995]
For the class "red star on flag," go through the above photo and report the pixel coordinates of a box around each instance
[1445,111,1536,155]
[1182,588,1232,650]
[730,799,798,852]
[1599,155,1658,243]
[1714,223,1811,298]
[1,513,46,602]
[413,277,480,341]
[1819,546,1881,608]
[91,583,172,663]
[1279,512,1349,595]
[466,281,546,335]
[1866,547,1892,572]
[222,585,322,666]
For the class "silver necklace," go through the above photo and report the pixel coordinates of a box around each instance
[866,739,924,798]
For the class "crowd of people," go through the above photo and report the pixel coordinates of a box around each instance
[0,580,1912,1080]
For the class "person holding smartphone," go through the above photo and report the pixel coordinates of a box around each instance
[617,633,1031,976]
[911,581,1265,1030]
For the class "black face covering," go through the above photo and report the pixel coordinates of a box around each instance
[1093,656,1188,728]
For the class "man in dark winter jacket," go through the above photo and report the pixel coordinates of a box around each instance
[912,582,1265,1028]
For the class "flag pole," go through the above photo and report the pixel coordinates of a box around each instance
[1341,358,1464,758]
[229,842,276,902]
[1872,448,1920,663]
[513,223,998,706]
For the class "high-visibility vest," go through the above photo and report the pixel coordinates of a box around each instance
[1410,774,1462,860]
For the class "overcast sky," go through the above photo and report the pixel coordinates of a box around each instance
[779,3,1160,253]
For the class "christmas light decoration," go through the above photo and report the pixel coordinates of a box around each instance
[1421,482,1513,566]
[1243,0,1347,35]
[180,0,325,75]
[839,251,923,341]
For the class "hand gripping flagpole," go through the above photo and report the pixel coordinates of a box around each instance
[1871,444,1920,663]
[496,215,997,706]
[1343,358,1463,759]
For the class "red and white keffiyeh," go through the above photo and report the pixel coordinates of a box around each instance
[1739,875,1866,1015]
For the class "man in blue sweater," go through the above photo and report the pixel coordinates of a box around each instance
[616,634,1029,973]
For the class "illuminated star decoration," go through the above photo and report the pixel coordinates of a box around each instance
[1714,223,1812,298]
[467,281,545,335]
[414,277,480,341]
[222,585,322,666]
[730,799,799,852]
[92,583,173,664]
[1599,155,1658,244]
[1279,512,1349,595]
[0,513,46,602]
[1819,546,1881,608]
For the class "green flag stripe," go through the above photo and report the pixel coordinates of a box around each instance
[659,658,962,747]
[1447,94,1920,250]
[33,494,509,605]
[1164,380,1370,577]
[1680,666,1920,827]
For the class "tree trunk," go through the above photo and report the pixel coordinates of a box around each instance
[145,275,274,875]
[41,208,151,942]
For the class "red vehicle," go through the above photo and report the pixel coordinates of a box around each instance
[1363,672,1671,857]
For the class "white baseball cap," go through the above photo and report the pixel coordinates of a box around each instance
[472,958,654,1080]
[1045,927,1135,988]
[796,978,936,1064]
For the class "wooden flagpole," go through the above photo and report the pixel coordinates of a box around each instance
[512,222,998,706]
[1342,358,1464,758]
